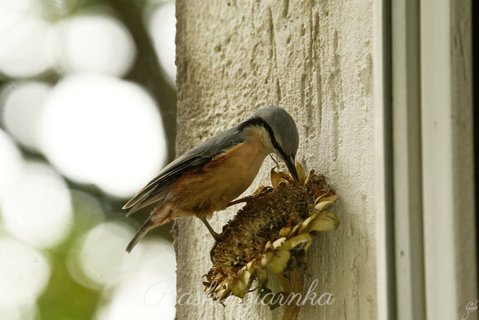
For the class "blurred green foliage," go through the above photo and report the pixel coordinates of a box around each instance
[0,0,177,319]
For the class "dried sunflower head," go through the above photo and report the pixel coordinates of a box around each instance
[203,163,339,305]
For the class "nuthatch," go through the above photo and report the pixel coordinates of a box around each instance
[123,106,299,252]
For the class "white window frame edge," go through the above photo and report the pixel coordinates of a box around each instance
[392,0,477,319]
[392,0,426,319]
[375,0,397,319]
[420,0,477,319]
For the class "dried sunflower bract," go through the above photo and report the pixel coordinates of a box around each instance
[203,163,339,305]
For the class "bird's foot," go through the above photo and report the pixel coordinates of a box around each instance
[199,217,221,241]
[226,196,251,207]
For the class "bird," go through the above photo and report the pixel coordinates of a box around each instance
[123,105,299,252]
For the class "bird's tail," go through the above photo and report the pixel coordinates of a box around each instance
[126,218,155,253]
[126,205,172,253]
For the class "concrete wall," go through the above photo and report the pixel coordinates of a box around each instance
[175,1,384,319]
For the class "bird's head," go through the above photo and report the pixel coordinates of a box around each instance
[242,106,299,182]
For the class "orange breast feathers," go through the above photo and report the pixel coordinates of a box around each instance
[168,132,270,218]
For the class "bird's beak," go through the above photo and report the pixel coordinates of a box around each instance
[284,155,299,182]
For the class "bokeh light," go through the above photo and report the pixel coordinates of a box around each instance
[0,0,55,78]
[0,161,72,249]
[68,221,142,290]
[0,236,50,320]
[147,1,176,86]
[55,14,136,77]
[0,129,24,202]
[97,239,176,320]
[40,73,167,198]
[0,81,52,152]
[0,1,177,319]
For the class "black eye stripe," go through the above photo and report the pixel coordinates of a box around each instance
[239,118,288,159]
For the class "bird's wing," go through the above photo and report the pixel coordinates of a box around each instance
[123,127,245,214]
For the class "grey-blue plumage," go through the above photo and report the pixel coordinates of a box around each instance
[123,106,299,252]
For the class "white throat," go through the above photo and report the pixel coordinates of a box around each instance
[251,125,276,154]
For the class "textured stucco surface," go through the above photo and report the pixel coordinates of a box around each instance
[175,1,378,319]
